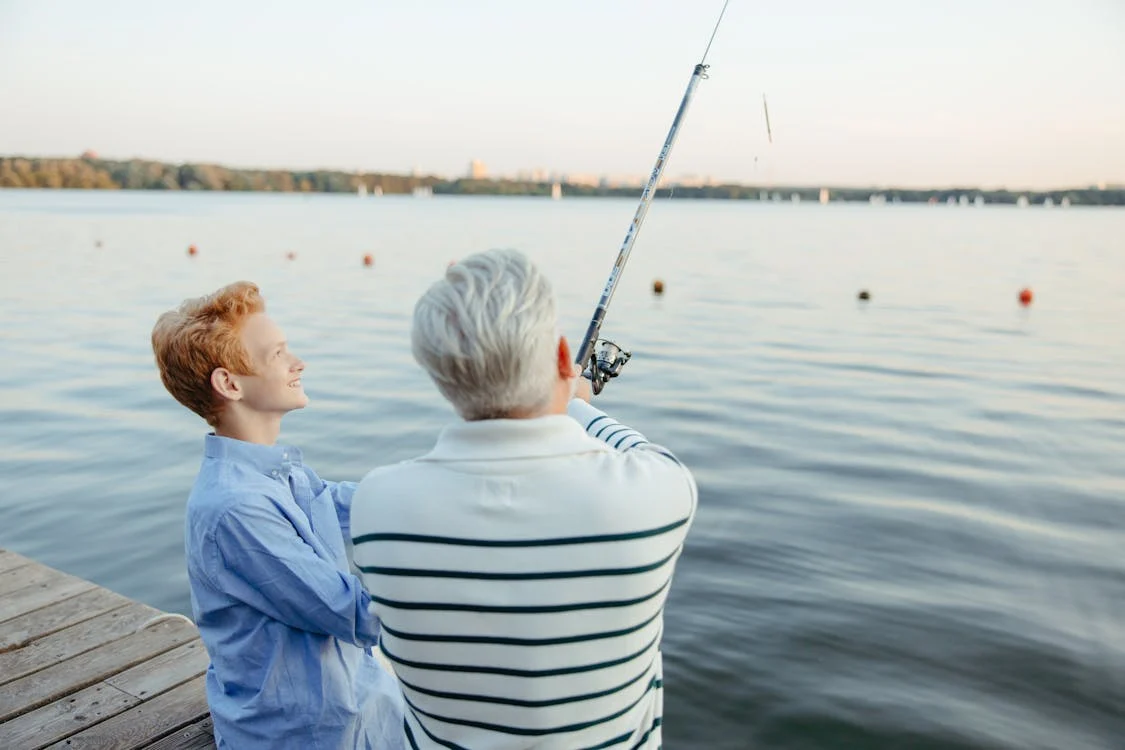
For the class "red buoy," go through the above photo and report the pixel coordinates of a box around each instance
[286,251,297,261]
[362,253,374,267]
[1019,288,1033,306]
[187,244,198,257]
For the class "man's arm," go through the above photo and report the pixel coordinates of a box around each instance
[567,399,684,461]
[206,497,380,647]
[567,398,699,531]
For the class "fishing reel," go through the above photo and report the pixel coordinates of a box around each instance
[584,338,632,395]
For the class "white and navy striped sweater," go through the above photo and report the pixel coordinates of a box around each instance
[351,400,697,750]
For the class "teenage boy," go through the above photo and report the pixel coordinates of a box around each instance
[152,281,403,750]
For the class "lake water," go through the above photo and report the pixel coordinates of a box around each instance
[1,189,1123,749]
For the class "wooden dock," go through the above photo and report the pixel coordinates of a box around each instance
[0,548,216,749]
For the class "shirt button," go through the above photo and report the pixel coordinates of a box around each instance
[271,470,279,477]
[282,452,288,460]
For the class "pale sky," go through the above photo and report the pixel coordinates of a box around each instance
[1,0,1123,189]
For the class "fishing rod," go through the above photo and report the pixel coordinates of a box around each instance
[576,0,730,395]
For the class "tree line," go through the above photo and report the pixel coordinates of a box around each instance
[0,156,440,194]
[2,156,1122,206]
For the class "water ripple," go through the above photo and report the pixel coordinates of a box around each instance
[2,192,1124,750]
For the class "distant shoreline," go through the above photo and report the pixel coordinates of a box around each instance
[2,156,1122,207]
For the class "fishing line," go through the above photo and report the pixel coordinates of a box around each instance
[700,0,730,64]
[763,94,773,144]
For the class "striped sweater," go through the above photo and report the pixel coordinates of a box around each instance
[351,400,697,749]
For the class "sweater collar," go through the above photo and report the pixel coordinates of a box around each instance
[420,415,609,462]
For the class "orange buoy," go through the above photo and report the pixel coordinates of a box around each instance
[362,253,374,267]
[1019,288,1033,306]
[286,251,297,261]
[652,279,665,295]
[187,244,198,257]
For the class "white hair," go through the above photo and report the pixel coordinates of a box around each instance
[412,249,559,420]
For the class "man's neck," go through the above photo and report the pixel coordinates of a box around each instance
[489,390,569,421]
[214,411,282,446]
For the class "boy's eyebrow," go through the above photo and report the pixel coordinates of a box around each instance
[259,340,286,357]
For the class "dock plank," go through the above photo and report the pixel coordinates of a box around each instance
[0,588,132,653]
[0,550,31,575]
[43,675,210,750]
[1,576,99,625]
[107,639,210,699]
[0,681,138,750]
[0,563,58,597]
[0,637,209,748]
[141,718,215,750]
[0,601,159,685]
[0,550,214,749]
[0,618,199,722]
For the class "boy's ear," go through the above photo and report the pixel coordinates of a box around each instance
[211,367,243,403]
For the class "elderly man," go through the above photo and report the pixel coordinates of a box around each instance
[351,249,697,749]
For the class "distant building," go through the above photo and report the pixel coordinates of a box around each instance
[468,160,487,179]
[564,173,600,187]
[674,174,715,188]
[819,187,829,204]
[550,182,562,200]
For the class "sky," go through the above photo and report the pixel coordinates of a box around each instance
[1,0,1123,189]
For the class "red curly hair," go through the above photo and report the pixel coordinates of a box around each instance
[152,281,265,427]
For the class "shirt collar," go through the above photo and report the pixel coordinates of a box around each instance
[203,433,303,477]
[420,414,609,462]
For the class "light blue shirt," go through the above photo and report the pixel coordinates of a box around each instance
[185,434,404,750]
